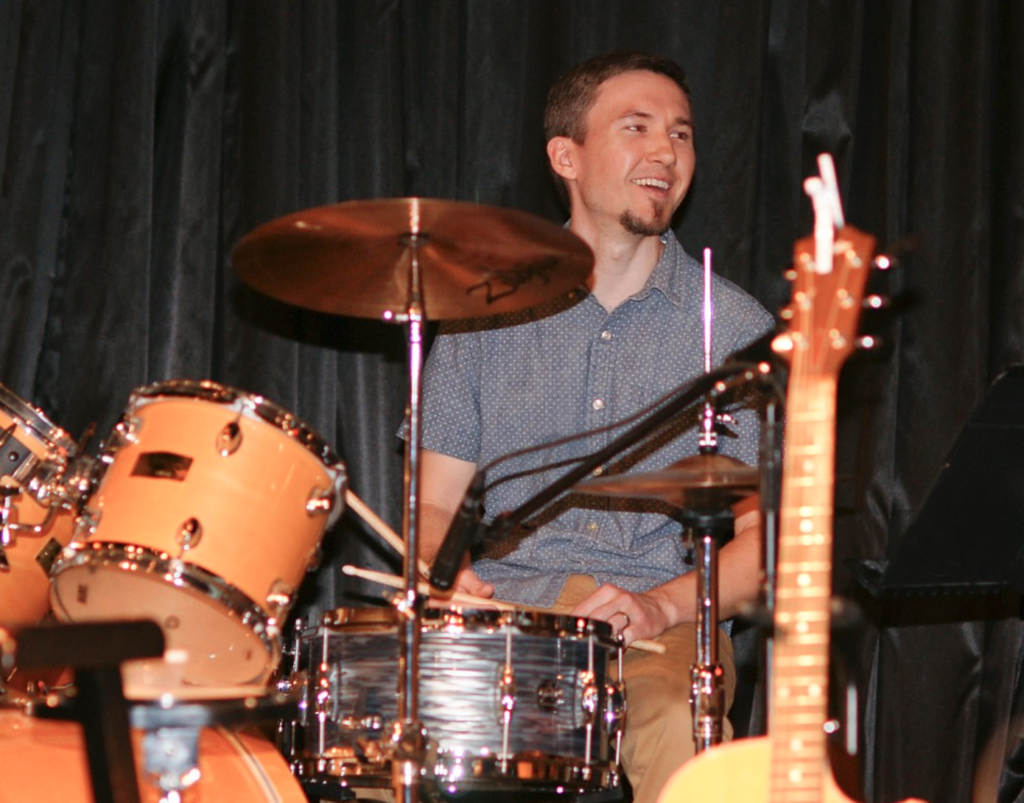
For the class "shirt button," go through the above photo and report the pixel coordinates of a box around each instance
[600,330,612,341]
[592,399,605,411]
[586,521,599,532]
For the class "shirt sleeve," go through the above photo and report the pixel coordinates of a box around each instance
[415,326,484,463]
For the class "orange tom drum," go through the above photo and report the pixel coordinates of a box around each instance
[49,380,346,689]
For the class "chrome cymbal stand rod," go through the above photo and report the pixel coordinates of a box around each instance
[682,507,733,752]
[392,201,428,803]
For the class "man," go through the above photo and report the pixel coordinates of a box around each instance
[416,51,774,803]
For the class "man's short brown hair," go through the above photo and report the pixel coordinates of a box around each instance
[544,50,691,144]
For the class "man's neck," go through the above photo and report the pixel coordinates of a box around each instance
[571,218,665,312]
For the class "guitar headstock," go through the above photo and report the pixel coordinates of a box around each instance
[772,226,876,377]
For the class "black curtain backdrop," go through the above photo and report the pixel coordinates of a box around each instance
[3,2,1024,801]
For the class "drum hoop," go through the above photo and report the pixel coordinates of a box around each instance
[318,606,616,644]
[127,379,344,471]
[50,543,282,662]
[0,383,78,454]
[292,752,620,791]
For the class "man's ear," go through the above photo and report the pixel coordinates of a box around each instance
[546,137,577,181]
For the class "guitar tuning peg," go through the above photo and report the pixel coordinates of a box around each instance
[855,335,881,351]
[862,294,888,310]
[875,234,917,271]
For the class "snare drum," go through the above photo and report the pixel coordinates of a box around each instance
[0,384,80,629]
[287,607,624,796]
[50,380,346,688]
[0,705,306,802]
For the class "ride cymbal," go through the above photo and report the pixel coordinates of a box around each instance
[232,198,593,321]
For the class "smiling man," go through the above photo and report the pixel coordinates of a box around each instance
[415,51,774,802]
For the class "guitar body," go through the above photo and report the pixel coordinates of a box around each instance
[657,737,927,803]
[657,738,854,803]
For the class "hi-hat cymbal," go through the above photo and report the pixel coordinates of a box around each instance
[232,198,593,321]
[576,453,759,510]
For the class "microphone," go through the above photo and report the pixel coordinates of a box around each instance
[429,472,486,592]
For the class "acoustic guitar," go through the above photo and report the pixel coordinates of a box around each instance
[657,162,924,803]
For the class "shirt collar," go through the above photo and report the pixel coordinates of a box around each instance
[565,222,690,311]
[629,230,686,309]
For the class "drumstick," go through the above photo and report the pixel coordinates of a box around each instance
[345,489,431,579]
[341,564,666,655]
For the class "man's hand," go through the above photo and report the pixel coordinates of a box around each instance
[571,584,673,647]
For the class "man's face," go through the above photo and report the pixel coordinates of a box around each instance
[557,70,695,236]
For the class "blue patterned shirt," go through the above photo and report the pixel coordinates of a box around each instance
[417,231,774,609]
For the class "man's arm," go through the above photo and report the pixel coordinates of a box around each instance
[571,494,763,645]
[419,448,494,598]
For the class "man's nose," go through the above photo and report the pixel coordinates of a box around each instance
[647,130,677,165]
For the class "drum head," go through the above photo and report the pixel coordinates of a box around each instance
[51,563,275,688]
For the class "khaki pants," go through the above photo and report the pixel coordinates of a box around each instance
[550,575,736,803]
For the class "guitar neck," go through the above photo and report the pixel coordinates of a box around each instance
[770,373,838,801]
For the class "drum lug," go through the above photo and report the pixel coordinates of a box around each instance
[53,454,99,508]
[306,488,335,517]
[536,679,564,712]
[577,670,600,728]
[215,419,244,456]
[76,506,101,538]
[498,666,516,721]
[0,488,18,569]
[176,518,203,553]
[112,415,141,446]
[604,680,626,735]
[266,579,295,613]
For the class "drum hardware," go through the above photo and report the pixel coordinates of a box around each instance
[235,197,593,803]
[176,516,202,552]
[215,416,244,456]
[498,621,516,774]
[606,645,626,767]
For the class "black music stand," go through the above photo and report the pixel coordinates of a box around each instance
[850,365,1024,596]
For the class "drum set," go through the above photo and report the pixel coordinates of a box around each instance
[0,198,761,803]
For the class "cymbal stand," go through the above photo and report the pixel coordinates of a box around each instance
[385,206,428,803]
[681,505,733,752]
[686,247,731,752]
